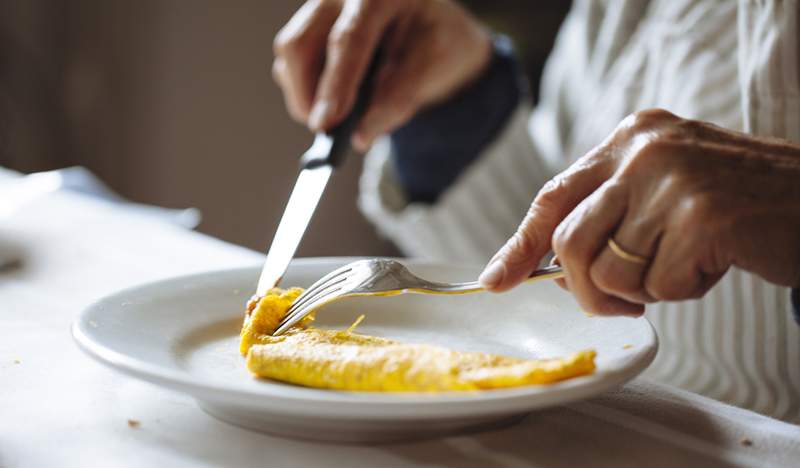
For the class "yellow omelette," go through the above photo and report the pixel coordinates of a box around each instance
[240,288,596,392]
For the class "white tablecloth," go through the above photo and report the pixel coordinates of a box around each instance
[2,173,799,468]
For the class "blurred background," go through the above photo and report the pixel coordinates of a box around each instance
[0,1,569,256]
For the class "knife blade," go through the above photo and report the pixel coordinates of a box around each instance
[256,136,333,294]
[256,49,383,295]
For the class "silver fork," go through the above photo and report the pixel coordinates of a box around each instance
[272,258,564,336]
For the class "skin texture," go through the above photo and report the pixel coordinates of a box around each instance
[272,0,492,151]
[479,109,800,316]
[274,4,800,316]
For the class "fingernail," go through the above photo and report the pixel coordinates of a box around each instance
[308,99,332,131]
[479,260,505,289]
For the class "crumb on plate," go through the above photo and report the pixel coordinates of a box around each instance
[127,419,141,429]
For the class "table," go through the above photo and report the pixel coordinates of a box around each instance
[2,173,799,468]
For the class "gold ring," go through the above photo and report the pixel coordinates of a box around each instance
[607,238,649,265]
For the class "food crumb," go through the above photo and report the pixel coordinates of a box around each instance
[127,419,141,429]
[13,359,20,364]
[623,344,633,349]
[740,437,753,447]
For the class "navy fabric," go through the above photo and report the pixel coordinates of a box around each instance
[390,36,525,203]
[792,288,800,325]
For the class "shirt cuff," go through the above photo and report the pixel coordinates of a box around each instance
[390,35,526,203]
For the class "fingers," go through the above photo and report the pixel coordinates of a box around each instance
[479,147,616,292]
[351,16,422,150]
[273,56,321,122]
[644,216,724,301]
[550,255,568,290]
[589,211,662,304]
[308,0,401,131]
[553,180,644,316]
[273,0,341,123]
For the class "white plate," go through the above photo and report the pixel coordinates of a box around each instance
[73,258,657,442]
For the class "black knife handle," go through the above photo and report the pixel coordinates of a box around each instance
[302,48,383,170]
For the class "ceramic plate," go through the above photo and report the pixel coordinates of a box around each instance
[73,258,657,442]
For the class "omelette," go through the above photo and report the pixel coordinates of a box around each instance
[239,288,596,392]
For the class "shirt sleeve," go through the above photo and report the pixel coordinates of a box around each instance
[390,35,526,203]
[358,11,582,262]
[736,2,800,325]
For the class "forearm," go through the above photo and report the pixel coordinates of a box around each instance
[390,36,525,203]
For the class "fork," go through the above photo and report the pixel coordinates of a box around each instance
[272,258,564,336]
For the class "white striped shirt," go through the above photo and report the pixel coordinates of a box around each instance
[359,0,800,422]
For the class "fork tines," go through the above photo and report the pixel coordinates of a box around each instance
[274,264,353,334]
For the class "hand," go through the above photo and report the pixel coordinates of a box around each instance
[479,109,800,316]
[272,0,491,150]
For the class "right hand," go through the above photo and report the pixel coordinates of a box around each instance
[479,109,800,316]
[273,0,492,151]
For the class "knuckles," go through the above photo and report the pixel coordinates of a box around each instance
[535,177,569,212]
[552,220,585,263]
[328,23,371,51]
[644,257,717,302]
[589,259,640,297]
[503,225,541,267]
[612,109,712,186]
[618,108,680,134]
[644,274,688,301]
[328,0,393,50]
[583,295,642,317]
[274,0,388,57]
[674,192,718,227]
[670,192,731,248]
[273,26,314,57]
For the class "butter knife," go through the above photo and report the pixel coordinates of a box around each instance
[256,53,381,295]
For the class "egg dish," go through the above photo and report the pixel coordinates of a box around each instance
[239,288,596,392]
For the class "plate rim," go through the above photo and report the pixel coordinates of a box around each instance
[72,257,659,418]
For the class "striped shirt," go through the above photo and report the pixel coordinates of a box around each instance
[359,0,800,423]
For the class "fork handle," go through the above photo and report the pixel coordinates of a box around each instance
[416,265,565,295]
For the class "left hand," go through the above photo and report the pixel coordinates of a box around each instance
[478,109,800,316]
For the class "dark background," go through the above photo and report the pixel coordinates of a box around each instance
[0,1,570,255]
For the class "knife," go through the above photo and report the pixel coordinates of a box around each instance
[256,52,382,295]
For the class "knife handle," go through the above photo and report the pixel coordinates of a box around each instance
[302,48,383,170]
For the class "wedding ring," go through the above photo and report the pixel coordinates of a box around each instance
[607,238,649,265]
